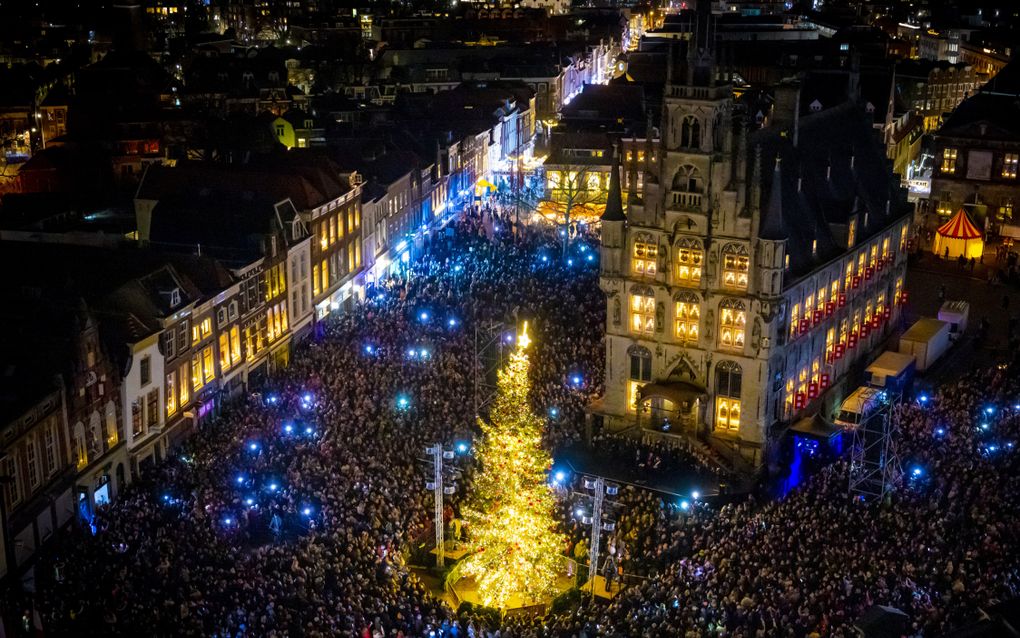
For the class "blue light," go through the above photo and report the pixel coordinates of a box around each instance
[935,427,945,436]
[554,471,566,482]
[571,375,582,386]
[236,475,245,484]
[365,344,374,354]
[586,254,594,262]
[224,518,233,526]
[981,423,990,431]
[267,394,279,404]
[305,426,314,435]
[245,498,255,506]
[269,483,279,492]
[912,467,923,477]
[985,406,995,415]
[248,442,259,452]
[679,500,690,511]
[303,393,313,403]
[284,424,293,434]
[397,395,410,410]
[419,311,430,322]
[162,494,172,503]
[574,508,584,518]
[302,507,312,516]
[407,348,417,358]
[454,264,463,272]
[691,490,700,500]
[541,255,549,263]
[918,394,928,403]
[549,407,559,417]
[420,348,430,359]
[987,444,998,452]
[448,318,458,327]
[567,258,574,266]
[456,442,469,453]
[579,244,587,252]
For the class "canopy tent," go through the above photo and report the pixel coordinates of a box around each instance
[933,208,983,260]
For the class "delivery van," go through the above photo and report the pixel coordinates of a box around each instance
[834,386,885,429]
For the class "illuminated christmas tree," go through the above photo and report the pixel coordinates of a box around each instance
[460,323,565,609]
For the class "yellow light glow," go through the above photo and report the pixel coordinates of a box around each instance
[518,321,531,349]
[459,330,563,609]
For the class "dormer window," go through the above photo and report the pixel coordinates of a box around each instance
[809,99,823,112]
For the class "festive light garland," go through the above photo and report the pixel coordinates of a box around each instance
[459,322,565,609]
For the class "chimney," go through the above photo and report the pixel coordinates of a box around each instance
[771,78,800,147]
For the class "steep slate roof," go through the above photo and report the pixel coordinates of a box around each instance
[752,101,907,282]
[602,156,626,222]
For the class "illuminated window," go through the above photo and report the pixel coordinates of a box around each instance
[231,326,241,364]
[674,294,700,344]
[869,245,878,268]
[628,346,652,412]
[719,300,746,350]
[895,277,903,302]
[882,237,890,259]
[848,219,857,248]
[1003,153,1018,179]
[941,147,957,174]
[674,240,703,285]
[785,254,790,270]
[320,222,328,250]
[899,225,908,252]
[329,215,337,244]
[633,241,658,277]
[721,245,749,290]
[192,353,203,392]
[845,261,853,290]
[789,303,800,340]
[312,264,320,295]
[715,362,741,432]
[587,173,601,192]
[999,197,1014,222]
[825,327,835,359]
[830,279,839,302]
[630,292,656,334]
[179,369,189,407]
[202,346,214,383]
[784,378,795,419]
[321,259,329,289]
[877,292,886,318]
[220,333,231,372]
[166,373,177,416]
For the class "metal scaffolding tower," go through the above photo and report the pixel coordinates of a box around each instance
[573,475,618,594]
[424,443,458,567]
[473,320,507,417]
[848,402,901,502]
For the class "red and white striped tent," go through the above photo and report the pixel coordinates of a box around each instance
[933,208,984,259]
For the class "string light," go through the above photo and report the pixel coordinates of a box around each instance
[458,322,564,609]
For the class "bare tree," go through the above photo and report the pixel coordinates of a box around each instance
[542,164,607,258]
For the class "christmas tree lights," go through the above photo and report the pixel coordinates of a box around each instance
[460,322,564,609]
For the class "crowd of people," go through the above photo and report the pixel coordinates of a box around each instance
[26,203,1020,638]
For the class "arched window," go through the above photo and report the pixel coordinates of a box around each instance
[632,233,658,277]
[719,299,747,350]
[671,165,702,193]
[627,345,652,412]
[89,412,102,459]
[105,400,118,446]
[721,243,750,290]
[674,291,700,344]
[715,361,742,432]
[674,237,703,285]
[630,286,656,335]
[680,116,701,149]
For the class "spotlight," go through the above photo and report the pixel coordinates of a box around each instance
[680,500,690,511]
[935,427,945,436]
[586,254,594,262]
[407,348,417,358]
[419,311,430,321]
[303,393,313,403]
[918,394,928,403]
[574,508,584,518]
[397,395,410,410]
[571,375,582,386]
[224,518,233,526]
[236,475,245,484]
[554,471,566,482]
[691,490,700,500]
[245,498,255,506]
[448,318,457,327]
[985,406,995,415]
[456,442,469,453]
[541,255,549,263]
[364,344,374,354]
[269,483,279,492]
[284,424,293,434]
[302,507,312,516]
[248,442,259,452]
[567,258,574,266]
[454,264,463,272]
[549,407,559,417]
[911,467,923,477]
[305,426,314,435]
[981,423,990,431]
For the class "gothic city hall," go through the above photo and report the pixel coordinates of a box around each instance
[591,23,911,471]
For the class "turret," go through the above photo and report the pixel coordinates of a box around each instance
[600,146,627,276]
